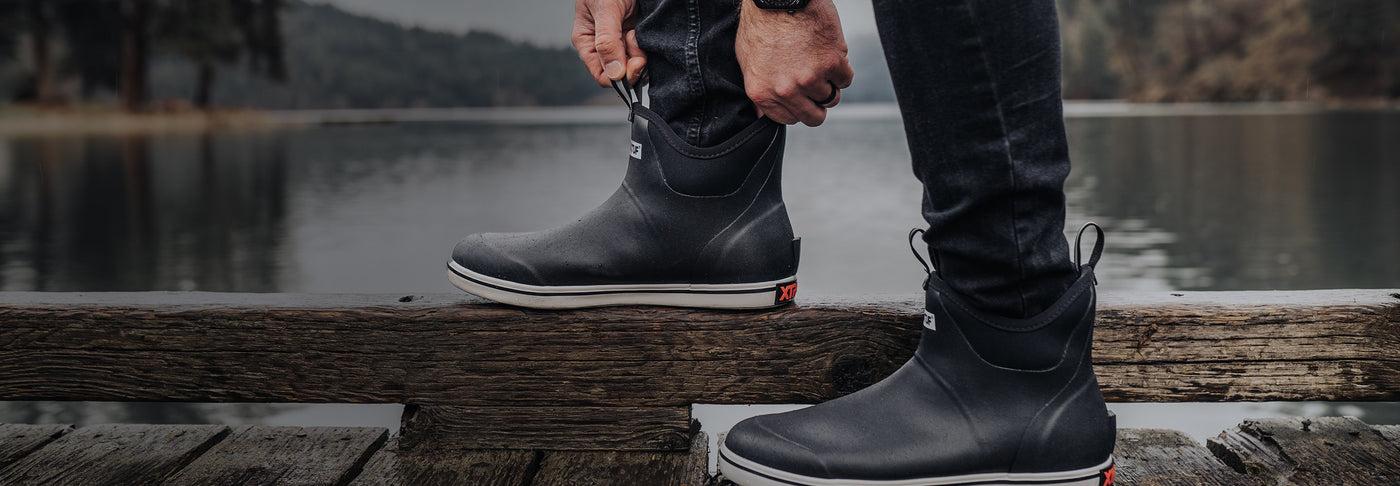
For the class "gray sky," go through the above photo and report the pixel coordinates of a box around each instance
[311,0,880,47]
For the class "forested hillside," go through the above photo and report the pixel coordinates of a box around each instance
[148,2,598,108]
[1059,0,1400,101]
[0,1,600,109]
[4,0,1397,108]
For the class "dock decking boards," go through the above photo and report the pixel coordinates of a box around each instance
[349,439,539,486]
[163,425,389,486]
[0,425,70,469]
[398,405,694,451]
[0,424,226,485]
[0,420,1397,484]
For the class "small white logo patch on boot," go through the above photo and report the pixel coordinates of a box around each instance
[923,311,936,331]
[630,141,643,159]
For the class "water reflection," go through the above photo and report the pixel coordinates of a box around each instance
[0,132,289,291]
[4,110,1395,295]
[1066,112,1400,291]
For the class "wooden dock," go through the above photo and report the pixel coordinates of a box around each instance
[2,418,1400,484]
[0,290,1397,484]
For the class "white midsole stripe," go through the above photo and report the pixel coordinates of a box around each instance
[447,260,794,294]
[447,268,792,309]
[719,442,1112,486]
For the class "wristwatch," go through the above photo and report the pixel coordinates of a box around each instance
[752,0,811,11]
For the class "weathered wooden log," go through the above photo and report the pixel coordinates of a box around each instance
[1206,417,1400,484]
[0,290,1396,451]
[1111,429,1252,485]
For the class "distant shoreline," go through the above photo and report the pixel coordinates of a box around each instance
[3,100,1397,136]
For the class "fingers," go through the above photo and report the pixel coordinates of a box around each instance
[746,52,854,127]
[822,89,842,109]
[571,0,636,87]
[590,2,629,83]
[802,81,838,107]
[571,0,605,86]
[756,75,842,126]
[624,30,647,84]
[831,59,855,90]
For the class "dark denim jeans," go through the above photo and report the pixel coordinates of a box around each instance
[636,0,1077,318]
[635,0,755,147]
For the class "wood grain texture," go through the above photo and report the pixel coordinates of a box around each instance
[0,424,226,485]
[0,290,1394,408]
[1206,417,1400,484]
[1112,429,1254,486]
[347,439,539,486]
[163,425,388,486]
[0,424,70,469]
[400,406,694,451]
[530,431,709,486]
[1,291,1397,452]
[1376,424,1400,448]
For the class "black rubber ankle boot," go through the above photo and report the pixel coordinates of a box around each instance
[447,89,799,309]
[719,225,1116,486]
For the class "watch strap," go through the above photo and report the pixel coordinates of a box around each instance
[752,0,811,11]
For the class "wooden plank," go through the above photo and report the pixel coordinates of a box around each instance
[163,425,388,486]
[1376,424,1400,447]
[0,424,226,485]
[0,290,1395,412]
[399,406,693,451]
[0,424,71,469]
[1206,417,1400,484]
[1112,429,1254,485]
[530,431,708,486]
[347,439,538,486]
[0,290,1394,407]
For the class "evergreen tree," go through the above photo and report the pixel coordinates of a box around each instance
[1306,0,1400,97]
[120,0,153,111]
[55,1,125,98]
[157,0,245,108]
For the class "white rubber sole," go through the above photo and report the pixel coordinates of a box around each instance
[719,443,1115,486]
[447,261,798,309]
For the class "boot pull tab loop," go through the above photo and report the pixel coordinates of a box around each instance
[610,77,639,122]
[1074,221,1105,278]
[908,228,932,277]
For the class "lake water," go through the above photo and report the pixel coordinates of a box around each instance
[1,103,1397,443]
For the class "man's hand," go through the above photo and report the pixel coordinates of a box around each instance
[737,0,854,126]
[573,0,647,87]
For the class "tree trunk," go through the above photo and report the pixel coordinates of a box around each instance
[120,0,150,112]
[260,0,287,82]
[194,63,214,109]
[27,0,52,103]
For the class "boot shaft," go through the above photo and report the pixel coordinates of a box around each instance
[624,104,799,284]
[921,267,1115,473]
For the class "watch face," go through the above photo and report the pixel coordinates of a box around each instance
[755,0,809,9]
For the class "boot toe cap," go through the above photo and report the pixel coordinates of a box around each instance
[451,233,544,285]
[723,415,833,479]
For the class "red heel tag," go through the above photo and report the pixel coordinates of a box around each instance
[775,282,798,304]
